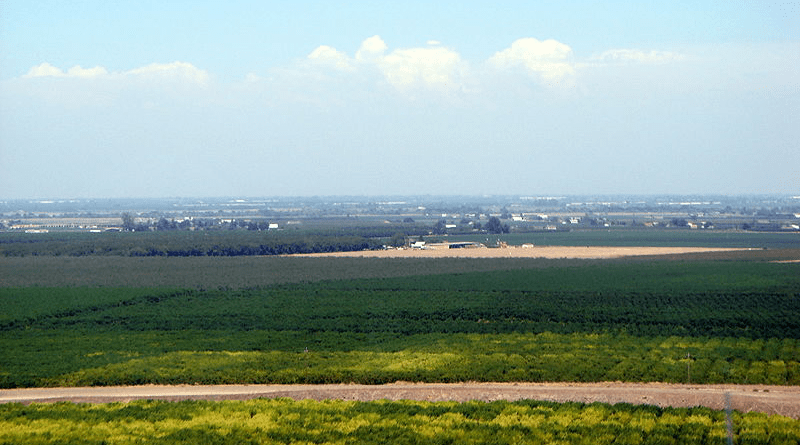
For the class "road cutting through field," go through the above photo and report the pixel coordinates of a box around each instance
[2,382,799,419]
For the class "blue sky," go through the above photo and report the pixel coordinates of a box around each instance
[1,1,798,198]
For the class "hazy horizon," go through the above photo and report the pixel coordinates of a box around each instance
[1,2,798,199]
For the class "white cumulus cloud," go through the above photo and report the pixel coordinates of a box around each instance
[308,45,355,71]
[355,35,388,62]
[378,46,467,90]
[24,63,64,77]
[307,35,468,92]
[487,38,575,82]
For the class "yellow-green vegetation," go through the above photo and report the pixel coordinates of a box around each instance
[19,333,798,387]
[2,398,798,445]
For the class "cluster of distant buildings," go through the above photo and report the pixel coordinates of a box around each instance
[2,196,800,233]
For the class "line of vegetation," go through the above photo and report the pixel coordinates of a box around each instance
[0,230,387,257]
[2,398,798,445]
[3,227,800,257]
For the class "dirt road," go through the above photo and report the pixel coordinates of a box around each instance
[296,246,747,259]
[2,382,798,418]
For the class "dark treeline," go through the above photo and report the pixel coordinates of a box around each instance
[0,231,389,257]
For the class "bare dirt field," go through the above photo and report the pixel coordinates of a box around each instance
[2,383,798,418]
[297,246,748,259]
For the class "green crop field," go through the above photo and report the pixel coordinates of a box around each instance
[2,259,799,388]
[2,230,799,443]
[2,398,798,444]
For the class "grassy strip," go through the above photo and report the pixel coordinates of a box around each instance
[2,398,798,444]
[2,331,797,387]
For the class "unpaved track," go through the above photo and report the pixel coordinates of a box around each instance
[296,246,748,259]
[2,383,799,418]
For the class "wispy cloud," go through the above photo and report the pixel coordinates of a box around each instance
[24,63,109,78]
[589,49,685,64]
[126,62,210,86]
[23,61,209,86]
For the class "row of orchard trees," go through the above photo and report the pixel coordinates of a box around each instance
[0,230,384,256]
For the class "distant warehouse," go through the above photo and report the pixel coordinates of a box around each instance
[447,242,483,249]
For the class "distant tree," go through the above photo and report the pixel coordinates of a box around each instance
[121,212,135,231]
[389,232,406,247]
[485,216,510,234]
[403,217,415,223]
[671,218,688,227]
[432,218,447,235]
[156,217,176,231]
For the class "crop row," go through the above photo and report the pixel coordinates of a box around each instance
[2,398,798,444]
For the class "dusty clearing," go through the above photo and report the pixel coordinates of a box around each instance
[2,383,798,418]
[296,246,748,259]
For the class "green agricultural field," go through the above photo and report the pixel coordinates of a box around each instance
[2,259,799,388]
[2,398,798,445]
[1,239,798,444]
[0,255,591,288]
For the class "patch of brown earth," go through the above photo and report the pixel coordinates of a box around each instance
[3,382,798,418]
[294,246,749,259]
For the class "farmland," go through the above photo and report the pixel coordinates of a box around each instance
[2,258,800,389]
[2,398,799,444]
[1,224,799,443]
